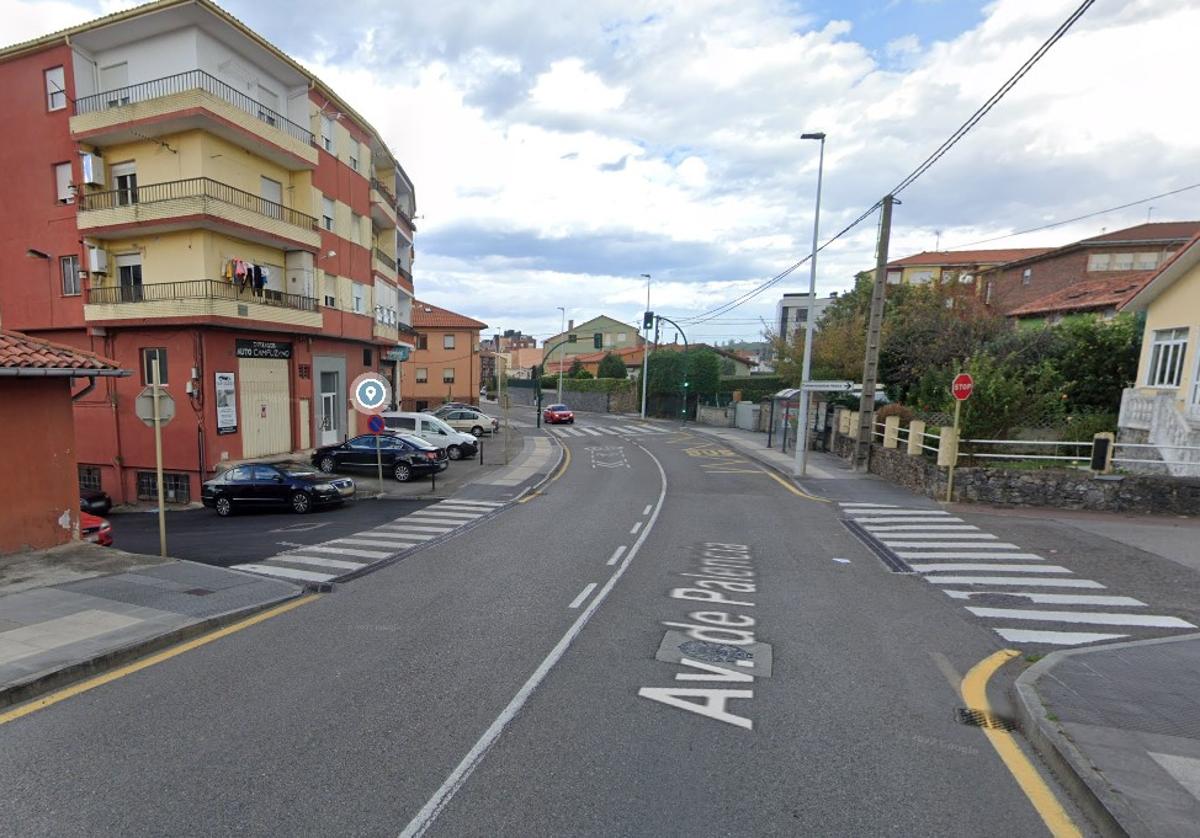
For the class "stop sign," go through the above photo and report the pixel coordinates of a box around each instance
[951,373,974,401]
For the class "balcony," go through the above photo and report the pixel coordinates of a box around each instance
[369,179,398,230]
[78,177,321,252]
[71,70,318,170]
[372,246,397,280]
[84,279,322,330]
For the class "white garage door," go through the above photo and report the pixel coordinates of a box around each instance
[239,358,292,458]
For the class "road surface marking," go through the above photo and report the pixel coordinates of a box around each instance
[853,516,964,524]
[398,441,668,838]
[405,511,481,520]
[961,650,1083,837]
[878,540,1020,549]
[845,508,951,516]
[607,545,627,566]
[403,516,481,526]
[427,506,488,515]
[435,500,502,508]
[0,594,319,727]
[581,428,603,436]
[229,564,337,582]
[568,583,598,609]
[908,563,1069,573]
[643,504,652,515]
[925,576,1104,588]
[630,521,643,535]
[274,554,369,571]
[967,607,1194,628]
[379,524,455,533]
[864,525,984,533]
[367,530,438,541]
[296,545,392,559]
[328,538,414,549]
[993,629,1128,646]
[839,502,898,508]
[942,591,1145,607]
[518,438,571,504]
[759,467,830,503]
[899,552,1044,561]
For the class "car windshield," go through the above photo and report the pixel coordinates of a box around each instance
[549,405,568,411]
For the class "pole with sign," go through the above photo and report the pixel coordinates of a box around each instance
[946,372,973,502]
[368,414,386,495]
[351,373,392,498]
[134,361,176,557]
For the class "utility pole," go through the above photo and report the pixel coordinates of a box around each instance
[794,131,825,477]
[639,273,651,419]
[854,194,895,471]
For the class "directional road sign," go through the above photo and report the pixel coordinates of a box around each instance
[801,380,855,392]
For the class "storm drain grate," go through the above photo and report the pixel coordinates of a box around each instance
[183,588,214,596]
[956,708,1017,731]
[678,640,753,664]
[842,518,914,573]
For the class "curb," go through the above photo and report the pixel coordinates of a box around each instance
[0,588,305,711]
[1011,633,1200,838]
[687,426,803,483]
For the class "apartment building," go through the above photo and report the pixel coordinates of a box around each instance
[776,292,837,337]
[0,0,417,504]
[402,301,487,412]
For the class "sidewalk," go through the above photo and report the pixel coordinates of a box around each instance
[0,542,301,708]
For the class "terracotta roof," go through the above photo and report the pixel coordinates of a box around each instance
[411,300,487,331]
[1008,274,1154,318]
[887,248,1050,269]
[1083,221,1200,244]
[0,330,125,375]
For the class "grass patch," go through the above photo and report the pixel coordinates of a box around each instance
[1025,653,1045,663]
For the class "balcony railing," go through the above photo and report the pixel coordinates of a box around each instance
[86,279,318,313]
[78,177,318,231]
[396,264,413,284]
[370,178,397,207]
[373,247,397,271]
[74,69,315,146]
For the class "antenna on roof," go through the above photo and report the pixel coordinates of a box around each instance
[1147,206,1156,222]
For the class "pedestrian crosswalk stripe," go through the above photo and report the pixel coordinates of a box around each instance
[965,607,1194,629]
[329,538,417,550]
[877,540,1017,549]
[854,516,965,524]
[378,523,455,533]
[409,510,480,519]
[369,529,437,541]
[231,564,337,583]
[941,591,1145,607]
[924,576,1105,588]
[898,551,1044,561]
[297,545,392,559]
[846,508,952,516]
[908,563,1070,573]
[276,554,369,571]
[872,532,995,540]
[864,525,981,532]
[404,515,480,526]
[428,505,487,513]
[436,500,502,507]
[839,502,898,508]
[994,628,1128,646]
[581,428,603,436]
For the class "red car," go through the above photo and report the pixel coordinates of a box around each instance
[81,511,113,547]
[543,404,575,424]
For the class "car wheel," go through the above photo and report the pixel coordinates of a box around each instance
[447,445,462,461]
[318,456,336,473]
[215,496,233,517]
[471,425,484,437]
[568,418,574,424]
[291,492,312,514]
[393,462,413,482]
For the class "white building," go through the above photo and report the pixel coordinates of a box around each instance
[776,292,837,338]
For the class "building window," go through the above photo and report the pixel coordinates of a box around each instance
[141,347,168,385]
[78,465,102,491]
[1022,268,1032,286]
[324,294,337,307]
[45,66,66,110]
[54,162,73,203]
[442,368,455,384]
[1087,253,1111,271]
[443,334,456,350]
[1134,252,1160,270]
[320,114,335,153]
[137,471,190,503]
[60,255,80,295]
[112,162,137,206]
[349,152,358,172]
[1147,327,1189,388]
[909,270,933,285]
[351,283,365,314]
[350,212,362,245]
[322,197,335,231]
[417,334,428,350]
[415,367,428,382]
[363,348,373,366]
[1111,253,1135,271]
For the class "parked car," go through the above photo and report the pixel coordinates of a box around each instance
[312,433,448,482]
[80,511,113,546]
[80,488,113,516]
[543,404,575,424]
[202,462,355,517]
[438,408,500,437]
[427,402,474,415]
[380,411,478,460]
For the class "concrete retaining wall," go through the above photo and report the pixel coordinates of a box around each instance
[697,405,735,428]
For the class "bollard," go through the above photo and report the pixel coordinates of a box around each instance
[907,420,925,457]
[1090,432,1115,474]
[479,437,484,465]
[938,425,958,502]
[883,415,901,449]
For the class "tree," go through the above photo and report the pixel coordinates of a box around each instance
[567,357,585,378]
[719,357,737,376]
[646,351,687,394]
[686,349,721,396]
[597,352,628,379]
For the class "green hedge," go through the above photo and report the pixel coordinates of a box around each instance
[719,375,784,402]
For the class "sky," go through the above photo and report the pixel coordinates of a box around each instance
[5,0,1198,346]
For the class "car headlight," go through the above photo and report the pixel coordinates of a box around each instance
[313,483,334,491]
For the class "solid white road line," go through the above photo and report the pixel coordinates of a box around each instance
[403,516,477,525]
[379,524,455,533]
[924,576,1105,588]
[941,591,1146,607]
[276,554,369,571]
[607,545,627,566]
[643,505,652,516]
[437,500,502,507]
[230,564,336,583]
[296,545,392,559]
[854,517,966,525]
[398,440,669,838]
[994,628,1128,646]
[630,521,643,535]
[898,552,1044,560]
[966,607,1195,628]
[568,583,598,609]
[909,563,1071,573]
[878,540,1020,549]
[328,538,414,550]
[838,502,898,508]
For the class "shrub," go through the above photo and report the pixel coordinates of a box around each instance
[876,403,916,423]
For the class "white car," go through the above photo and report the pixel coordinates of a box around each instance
[380,411,479,460]
[439,408,500,437]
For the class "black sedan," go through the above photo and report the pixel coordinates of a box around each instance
[202,462,355,517]
[312,433,448,482]
[80,488,113,515]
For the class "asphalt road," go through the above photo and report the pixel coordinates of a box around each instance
[0,412,1094,836]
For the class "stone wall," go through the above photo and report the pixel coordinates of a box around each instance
[697,405,735,427]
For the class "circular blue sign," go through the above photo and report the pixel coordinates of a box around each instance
[350,372,391,414]
[368,414,385,434]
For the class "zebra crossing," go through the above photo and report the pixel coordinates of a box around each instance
[840,502,1196,648]
[546,423,670,438]
[231,499,505,585]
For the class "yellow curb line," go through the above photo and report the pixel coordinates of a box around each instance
[961,649,1082,838]
[518,441,571,504]
[0,593,320,727]
[759,467,831,503]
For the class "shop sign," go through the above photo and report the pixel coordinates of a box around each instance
[215,372,237,434]
[235,339,292,359]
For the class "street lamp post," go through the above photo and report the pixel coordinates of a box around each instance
[556,306,566,403]
[794,131,826,478]
[639,273,651,419]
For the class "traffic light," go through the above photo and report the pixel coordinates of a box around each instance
[532,364,542,379]
[593,332,603,349]
[643,311,654,331]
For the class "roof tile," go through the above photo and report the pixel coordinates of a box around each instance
[411,300,488,331]
[887,248,1051,269]
[0,329,121,371]
[1008,273,1154,317]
